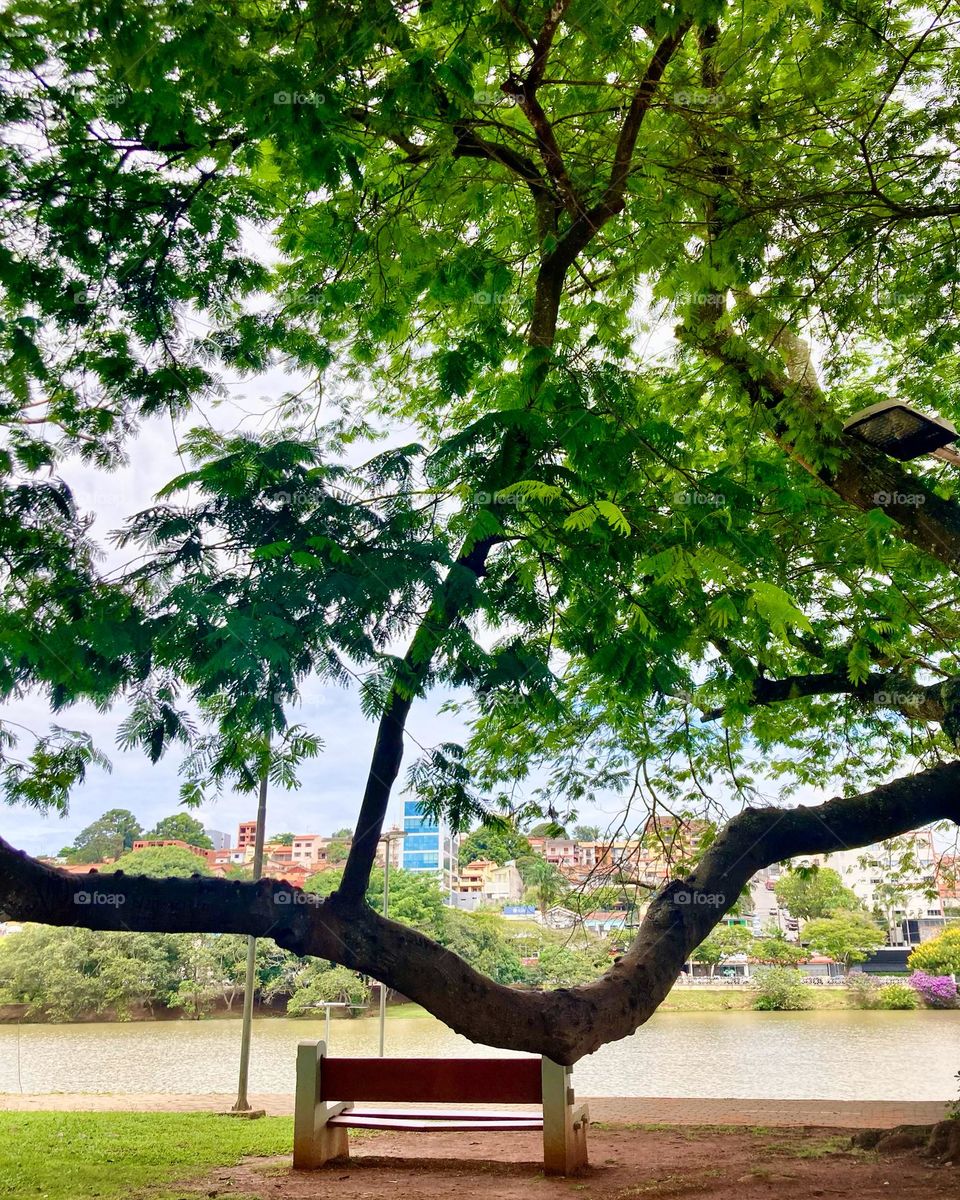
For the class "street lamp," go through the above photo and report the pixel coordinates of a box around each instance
[377,827,406,1057]
[843,400,960,466]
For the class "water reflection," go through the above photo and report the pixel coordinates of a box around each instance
[0,1009,956,1099]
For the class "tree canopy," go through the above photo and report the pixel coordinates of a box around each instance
[147,814,213,849]
[773,868,862,921]
[106,845,213,879]
[2,0,960,1063]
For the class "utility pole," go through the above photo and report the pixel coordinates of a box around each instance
[232,766,269,1114]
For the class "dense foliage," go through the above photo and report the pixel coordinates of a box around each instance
[2,0,960,1059]
[907,927,960,976]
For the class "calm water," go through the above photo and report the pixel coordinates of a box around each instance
[0,1010,956,1100]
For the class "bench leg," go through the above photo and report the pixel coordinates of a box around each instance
[294,1121,350,1169]
[293,1039,350,1169]
[541,1058,589,1175]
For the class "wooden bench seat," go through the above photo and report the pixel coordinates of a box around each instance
[293,1040,589,1175]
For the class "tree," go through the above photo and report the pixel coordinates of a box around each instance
[4,0,960,1067]
[573,825,600,842]
[330,829,353,839]
[0,926,174,1021]
[749,933,807,967]
[802,913,887,971]
[61,809,142,863]
[324,839,351,865]
[527,823,569,838]
[458,823,532,867]
[147,813,213,849]
[535,943,609,988]
[774,868,861,921]
[271,832,295,846]
[518,856,569,916]
[692,923,753,977]
[287,963,371,1015]
[908,928,960,977]
[105,845,212,879]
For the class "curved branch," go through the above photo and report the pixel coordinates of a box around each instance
[4,760,958,1062]
[691,323,960,572]
[701,669,959,726]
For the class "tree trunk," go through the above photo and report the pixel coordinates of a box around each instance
[3,760,958,1063]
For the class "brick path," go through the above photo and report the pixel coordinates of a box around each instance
[0,1093,950,1128]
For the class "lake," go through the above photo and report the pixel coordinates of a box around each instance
[1,1009,957,1100]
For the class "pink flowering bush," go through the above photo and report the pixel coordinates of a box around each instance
[908,970,958,1009]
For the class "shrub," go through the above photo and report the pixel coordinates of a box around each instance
[907,928,960,976]
[751,967,811,1011]
[844,973,879,1009]
[908,970,958,1009]
[876,982,919,1010]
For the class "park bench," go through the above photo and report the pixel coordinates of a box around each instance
[293,1040,589,1175]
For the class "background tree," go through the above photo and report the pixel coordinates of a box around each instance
[692,924,754,977]
[572,825,600,842]
[774,868,861,921]
[105,845,212,879]
[802,913,887,972]
[458,823,532,867]
[59,809,142,864]
[749,933,807,968]
[324,839,351,865]
[286,964,371,1015]
[518,856,569,916]
[270,833,295,846]
[908,928,960,977]
[147,813,213,848]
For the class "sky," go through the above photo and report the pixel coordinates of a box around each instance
[0,350,492,855]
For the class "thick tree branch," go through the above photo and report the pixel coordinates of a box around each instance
[341,22,691,899]
[691,323,960,573]
[701,668,960,725]
[3,760,958,1062]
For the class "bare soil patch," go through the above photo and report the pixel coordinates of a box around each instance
[186,1124,957,1200]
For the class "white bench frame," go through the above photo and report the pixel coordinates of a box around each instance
[293,1039,589,1175]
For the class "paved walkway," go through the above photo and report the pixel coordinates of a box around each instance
[0,1093,950,1128]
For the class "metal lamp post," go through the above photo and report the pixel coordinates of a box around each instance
[377,828,406,1057]
[232,768,268,1114]
[844,400,960,466]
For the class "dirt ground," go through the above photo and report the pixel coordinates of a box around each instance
[188,1125,958,1200]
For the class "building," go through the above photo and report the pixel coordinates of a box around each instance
[291,834,327,868]
[451,859,524,909]
[800,830,945,945]
[205,829,231,850]
[237,821,258,851]
[400,799,458,897]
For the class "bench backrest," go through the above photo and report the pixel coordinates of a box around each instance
[318,1055,543,1104]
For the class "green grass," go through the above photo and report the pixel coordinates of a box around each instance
[657,986,853,1012]
[385,1002,431,1019]
[0,1112,293,1200]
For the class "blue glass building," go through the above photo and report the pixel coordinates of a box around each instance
[401,799,458,897]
